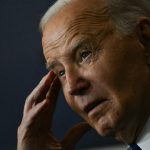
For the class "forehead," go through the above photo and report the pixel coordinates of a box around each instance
[42,0,112,59]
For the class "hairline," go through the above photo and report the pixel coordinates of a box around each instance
[40,0,150,35]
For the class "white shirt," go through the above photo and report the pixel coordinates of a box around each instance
[137,117,150,150]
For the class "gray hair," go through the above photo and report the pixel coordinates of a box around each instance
[40,0,72,32]
[40,0,150,35]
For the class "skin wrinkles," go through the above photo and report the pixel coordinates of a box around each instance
[45,19,114,73]
[66,7,109,34]
[45,40,94,80]
[43,31,67,59]
[17,0,150,149]
[45,33,108,78]
[45,33,104,72]
[42,0,150,144]
[43,0,113,61]
[43,1,114,79]
[65,8,113,45]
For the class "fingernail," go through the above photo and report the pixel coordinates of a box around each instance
[42,99,49,105]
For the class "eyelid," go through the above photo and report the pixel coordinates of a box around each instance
[46,60,64,71]
[50,65,65,78]
[46,62,55,71]
[58,70,65,77]
[79,50,92,62]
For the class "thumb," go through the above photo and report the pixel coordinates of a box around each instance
[61,122,91,149]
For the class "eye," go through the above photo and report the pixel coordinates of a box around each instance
[80,51,92,62]
[58,70,65,77]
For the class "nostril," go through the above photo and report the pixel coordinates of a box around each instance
[68,81,90,96]
[69,88,86,95]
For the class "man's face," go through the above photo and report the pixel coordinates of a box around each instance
[42,0,150,143]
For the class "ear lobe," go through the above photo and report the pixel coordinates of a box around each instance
[137,17,150,46]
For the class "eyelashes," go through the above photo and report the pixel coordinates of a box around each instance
[47,41,102,79]
[80,50,92,62]
[56,50,92,78]
[58,70,65,77]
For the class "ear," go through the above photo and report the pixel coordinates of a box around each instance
[137,17,150,65]
[137,17,150,45]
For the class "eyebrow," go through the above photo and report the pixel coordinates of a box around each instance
[46,39,89,71]
[46,61,58,71]
[70,39,86,54]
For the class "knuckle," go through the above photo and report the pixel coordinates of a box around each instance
[17,125,21,135]
[25,95,30,102]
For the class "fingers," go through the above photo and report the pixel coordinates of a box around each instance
[45,77,61,114]
[24,71,56,114]
[37,77,61,128]
[21,71,61,130]
[21,100,48,129]
[62,122,91,149]
[18,72,62,150]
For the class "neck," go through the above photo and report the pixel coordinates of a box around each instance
[116,110,150,144]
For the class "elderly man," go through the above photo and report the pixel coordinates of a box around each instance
[17,0,150,149]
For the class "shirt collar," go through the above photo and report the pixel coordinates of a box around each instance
[137,116,150,149]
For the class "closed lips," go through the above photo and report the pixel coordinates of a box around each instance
[84,99,107,114]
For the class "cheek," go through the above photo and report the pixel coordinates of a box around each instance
[63,91,72,106]
[89,61,116,93]
[63,89,86,118]
[91,54,131,98]
[95,101,128,135]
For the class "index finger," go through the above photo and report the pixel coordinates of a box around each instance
[23,71,56,114]
[41,77,61,125]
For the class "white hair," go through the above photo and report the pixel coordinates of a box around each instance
[40,0,150,35]
[40,0,73,32]
[107,0,150,35]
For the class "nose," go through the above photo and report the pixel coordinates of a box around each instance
[66,68,90,96]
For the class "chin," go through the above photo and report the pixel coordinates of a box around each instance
[96,125,114,137]
[93,116,117,137]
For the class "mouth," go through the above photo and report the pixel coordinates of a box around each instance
[84,99,107,114]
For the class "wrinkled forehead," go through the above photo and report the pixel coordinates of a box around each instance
[42,0,112,56]
[42,0,108,32]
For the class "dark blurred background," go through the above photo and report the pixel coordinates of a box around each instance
[0,0,118,149]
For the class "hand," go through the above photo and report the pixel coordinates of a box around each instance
[17,71,91,150]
